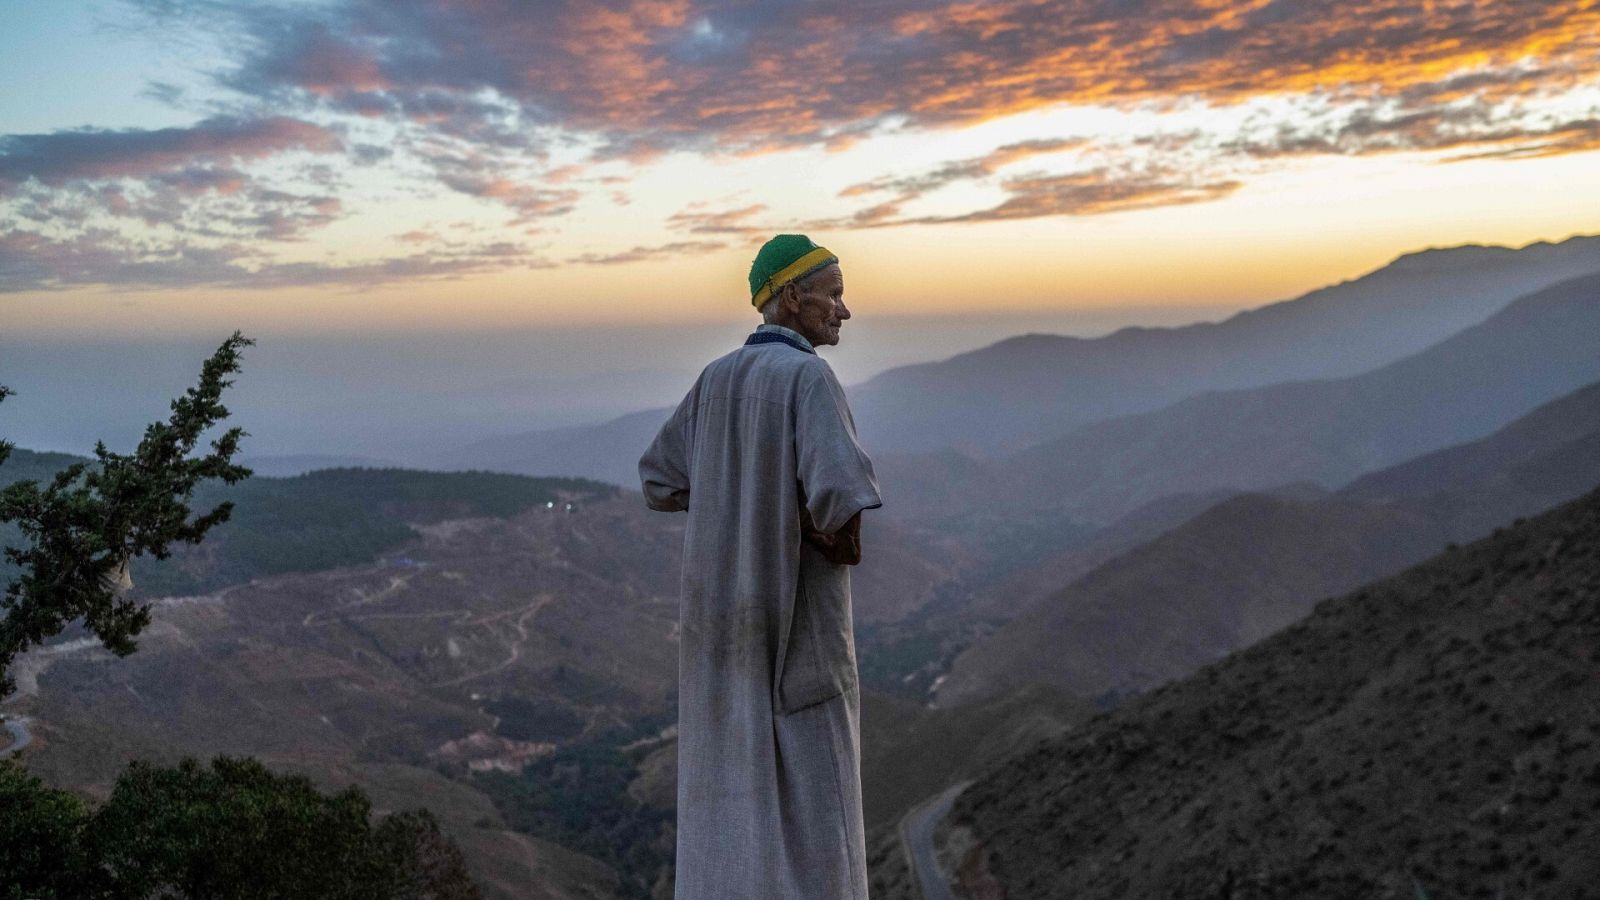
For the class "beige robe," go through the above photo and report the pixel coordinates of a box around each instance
[639,332,882,899]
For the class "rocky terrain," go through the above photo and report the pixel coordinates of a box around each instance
[904,486,1600,899]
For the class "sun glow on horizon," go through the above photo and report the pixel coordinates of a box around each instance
[2,0,1599,339]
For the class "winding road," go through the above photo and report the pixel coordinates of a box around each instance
[2,715,32,755]
[431,594,554,687]
[899,780,971,900]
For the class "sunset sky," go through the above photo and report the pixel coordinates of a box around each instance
[2,0,1598,341]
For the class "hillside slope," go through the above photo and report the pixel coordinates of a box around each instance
[858,685,1091,830]
[5,493,685,899]
[938,378,1600,707]
[1342,381,1600,507]
[0,449,616,598]
[931,485,1600,899]
[2,459,966,896]
[937,494,1446,707]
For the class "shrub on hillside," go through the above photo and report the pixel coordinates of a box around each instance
[0,755,481,899]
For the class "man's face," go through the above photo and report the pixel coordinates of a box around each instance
[788,263,849,347]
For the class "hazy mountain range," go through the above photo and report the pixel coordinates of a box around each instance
[851,235,1600,455]
[934,374,1600,704]
[936,378,1600,707]
[994,269,1600,520]
[440,235,1600,487]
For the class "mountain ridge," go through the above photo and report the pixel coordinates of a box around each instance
[851,233,1600,456]
[993,268,1600,524]
[915,484,1600,898]
[431,234,1600,485]
[936,374,1600,707]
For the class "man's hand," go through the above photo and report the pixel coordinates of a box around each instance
[799,507,862,566]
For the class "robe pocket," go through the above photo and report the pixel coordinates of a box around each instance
[777,547,859,715]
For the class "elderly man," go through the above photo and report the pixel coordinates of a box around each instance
[639,234,881,898]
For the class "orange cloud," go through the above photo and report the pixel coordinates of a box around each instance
[566,239,724,265]
[667,203,769,238]
[203,0,1598,161]
[10,0,1597,290]
[830,138,1091,225]
[816,161,1241,228]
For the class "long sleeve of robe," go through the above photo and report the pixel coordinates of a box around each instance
[638,337,881,899]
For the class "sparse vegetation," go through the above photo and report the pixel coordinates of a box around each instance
[474,717,674,899]
[919,488,1600,899]
[484,695,586,742]
[4,450,619,599]
[128,467,615,597]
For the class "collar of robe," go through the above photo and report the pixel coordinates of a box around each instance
[744,330,816,355]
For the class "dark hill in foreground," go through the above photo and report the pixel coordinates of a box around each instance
[917,486,1600,899]
[858,685,1091,830]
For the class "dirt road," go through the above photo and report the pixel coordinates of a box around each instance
[899,780,970,900]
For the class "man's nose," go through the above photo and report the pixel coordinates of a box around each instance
[836,299,851,320]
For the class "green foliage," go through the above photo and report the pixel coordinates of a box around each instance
[0,332,255,696]
[475,718,672,899]
[0,386,9,468]
[0,754,481,899]
[369,809,484,900]
[275,467,610,521]
[0,756,91,900]
[0,452,88,589]
[484,695,586,742]
[90,756,381,898]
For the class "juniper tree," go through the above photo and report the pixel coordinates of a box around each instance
[0,330,255,696]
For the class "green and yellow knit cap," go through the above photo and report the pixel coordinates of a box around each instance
[748,234,837,309]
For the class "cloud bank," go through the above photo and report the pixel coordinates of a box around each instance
[2,0,1596,288]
